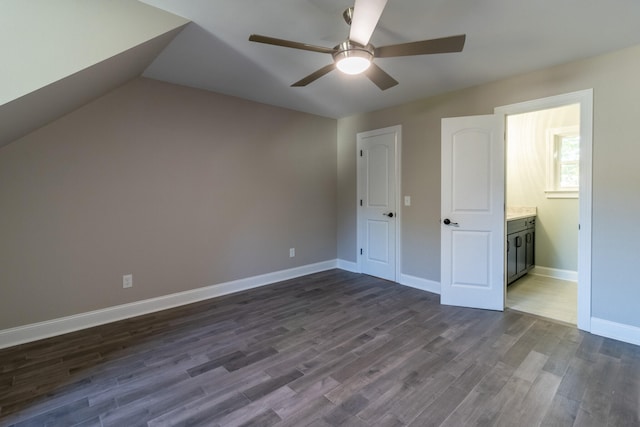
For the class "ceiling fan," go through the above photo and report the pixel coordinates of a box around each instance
[248,0,466,90]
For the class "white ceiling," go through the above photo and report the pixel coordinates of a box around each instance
[0,0,188,105]
[0,0,188,148]
[2,0,640,148]
[141,0,640,118]
[0,29,184,148]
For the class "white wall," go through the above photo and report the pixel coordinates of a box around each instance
[507,104,580,271]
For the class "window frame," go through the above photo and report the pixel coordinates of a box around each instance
[545,125,580,199]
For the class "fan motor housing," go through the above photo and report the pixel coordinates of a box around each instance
[332,41,374,62]
[332,42,374,75]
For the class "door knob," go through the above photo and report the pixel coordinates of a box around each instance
[443,218,459,226]
[383,212,394,218]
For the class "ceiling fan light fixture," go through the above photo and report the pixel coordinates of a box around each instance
[248,1,466,90]
[336,56,371,75]
[333,42,373,75]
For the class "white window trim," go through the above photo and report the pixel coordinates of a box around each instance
[545,125,579,199]
[544,189,579,199]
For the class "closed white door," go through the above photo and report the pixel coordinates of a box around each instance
[357,126,400,281]
[441,115,504,310]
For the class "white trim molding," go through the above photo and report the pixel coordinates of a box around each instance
[7,262,640,350]
[495,88,593,332]
[399,274,441,294]
[531,266,578,282]
[337,259,359,273]
[0,260,338,350]
[591,317,640,347]
[544,190,579,199]
[545,125,580,198]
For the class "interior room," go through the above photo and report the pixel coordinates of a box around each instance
[2,1,640,425]
[505,105,580,325]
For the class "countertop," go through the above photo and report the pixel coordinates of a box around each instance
[506,206,537,221]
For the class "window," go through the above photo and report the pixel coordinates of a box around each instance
[546,126,579,198]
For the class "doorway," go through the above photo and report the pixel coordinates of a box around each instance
[504,104,579,324]
[495,89,593,331]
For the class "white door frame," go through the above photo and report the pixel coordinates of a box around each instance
[356,125,402,282]
[495,89,593,332]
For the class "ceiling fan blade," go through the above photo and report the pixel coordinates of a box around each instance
[291,63,336,87]
[349,0,388,46]
[375,34,466,58]
[365,63,398,90]
[249,35,335,54]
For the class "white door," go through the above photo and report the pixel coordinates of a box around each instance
[441,115,504,310]
[357,126,400,281]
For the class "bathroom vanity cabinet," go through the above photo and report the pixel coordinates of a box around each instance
[506,216,535,285]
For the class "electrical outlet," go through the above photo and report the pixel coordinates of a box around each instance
[123,274,133,289]
[289,248,295,258]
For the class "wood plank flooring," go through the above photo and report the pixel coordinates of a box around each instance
[1,269,639,426]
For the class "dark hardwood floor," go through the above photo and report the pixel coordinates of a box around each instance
[1,269,639,426]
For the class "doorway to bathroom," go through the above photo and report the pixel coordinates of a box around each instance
[496,90,592,329]
[505,104,579,324]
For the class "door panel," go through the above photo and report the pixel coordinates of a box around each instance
[525,231,535,269]
[441,115,504,310]
[452,132,491,211]
[366,220,389,262]
[506,233,517,283]
[452,231,490,287]
[367,144,389,206]
[357,126,400,281]
[516,234,526,276]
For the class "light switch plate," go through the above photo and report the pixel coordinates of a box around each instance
[404,196,411,206]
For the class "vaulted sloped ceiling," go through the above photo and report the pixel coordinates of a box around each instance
[0,0,189,148]
[140,0,640,119]
[3,0,640,148]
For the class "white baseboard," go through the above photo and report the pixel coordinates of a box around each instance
[11,262,638,350]
[591,317,640,347]
[531,266,578,282]
[337,259,359,273]
[0,260,338,350]
[399,274,440,294]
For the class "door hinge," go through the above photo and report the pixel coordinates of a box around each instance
[360,150,363,157]
[360,248,363,255]
[578,224,581,230]
[360,199,363,206]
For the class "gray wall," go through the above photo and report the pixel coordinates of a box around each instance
[337,44,640,328]
[507,105,580,271]
[3,44,640,334]
[0,78,337,330]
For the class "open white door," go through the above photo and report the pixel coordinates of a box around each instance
[441,115,504,310]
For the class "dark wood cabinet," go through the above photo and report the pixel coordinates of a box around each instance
[506,216,535,285]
